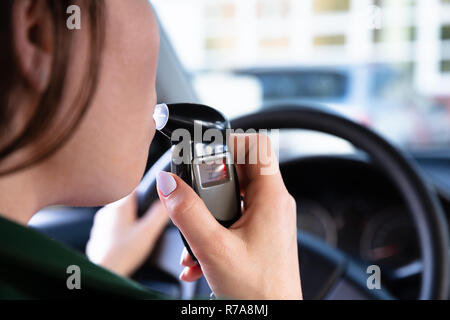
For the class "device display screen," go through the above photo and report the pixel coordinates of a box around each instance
[198,157,230,188]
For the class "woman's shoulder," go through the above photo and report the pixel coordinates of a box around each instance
[0,216,162,299]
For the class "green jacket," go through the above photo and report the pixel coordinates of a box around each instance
[0,216,162,299]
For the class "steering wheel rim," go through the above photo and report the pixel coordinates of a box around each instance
[136,104,449,299]
[230,104,449,300]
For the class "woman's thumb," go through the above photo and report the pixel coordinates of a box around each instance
[156,171,224,257]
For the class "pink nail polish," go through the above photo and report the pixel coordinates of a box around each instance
[157,171,177,196]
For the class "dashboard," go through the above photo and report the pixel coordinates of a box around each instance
[280,154,450,299]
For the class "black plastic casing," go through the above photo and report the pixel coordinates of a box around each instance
[159,103,241,261]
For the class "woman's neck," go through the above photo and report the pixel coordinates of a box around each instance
[0,169,50,225]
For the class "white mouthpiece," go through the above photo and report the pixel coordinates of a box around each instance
[153,103,169,131]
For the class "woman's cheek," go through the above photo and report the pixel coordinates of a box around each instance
[88,0,159,201]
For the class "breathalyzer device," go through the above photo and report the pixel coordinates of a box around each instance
[151,103,242,261]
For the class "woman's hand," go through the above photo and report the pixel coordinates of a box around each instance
[86,192,169,277]
[156,134,302,300]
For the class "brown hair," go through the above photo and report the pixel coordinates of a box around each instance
[0,0,105,175]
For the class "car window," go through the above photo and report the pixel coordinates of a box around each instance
[153,0,450,153]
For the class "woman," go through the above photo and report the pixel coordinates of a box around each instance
[0,0,302,299]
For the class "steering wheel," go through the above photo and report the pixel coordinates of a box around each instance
[135,105,449,300]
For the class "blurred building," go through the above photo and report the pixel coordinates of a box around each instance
[153,0,450,97]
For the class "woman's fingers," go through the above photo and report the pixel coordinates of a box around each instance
[139,200,169,229]
[229,133,282,189]
[135,200,170,244]
[229,134,289,217]
[180,247,197,267]
[156,171,228,261]
[179,265,203,282]
[87,195,170,277]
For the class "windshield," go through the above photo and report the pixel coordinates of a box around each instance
[153,0,450,152]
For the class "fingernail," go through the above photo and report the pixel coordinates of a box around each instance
[179,248,186,266]
[179,268,187,280]
[157,171,177,196]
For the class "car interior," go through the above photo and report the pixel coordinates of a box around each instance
[28,1,450,300]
